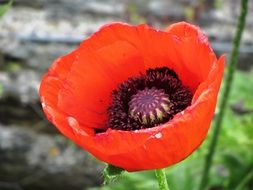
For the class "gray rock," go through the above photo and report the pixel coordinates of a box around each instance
[147,0,185,19]
[14,0,124,16]
[0,124,103,190]
[200,0,253,44]
[0,6,114,70]
[0,70,40,104]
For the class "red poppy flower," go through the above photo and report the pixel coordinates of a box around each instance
[39,22,224,171]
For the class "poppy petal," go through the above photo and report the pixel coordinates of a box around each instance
[57,41,145,129]
[80,22,216,91]
[77,55,225,171]
[165,22,216,91]
[39,51,94,137]
[40,22,225,171]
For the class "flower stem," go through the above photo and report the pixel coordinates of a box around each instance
[199,0,249,189]
[155,169,170,190]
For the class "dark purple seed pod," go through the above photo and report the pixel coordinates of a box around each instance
[107,67,192,131]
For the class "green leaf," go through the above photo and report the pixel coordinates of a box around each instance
[103,164,125,185]
[0,0,13,17]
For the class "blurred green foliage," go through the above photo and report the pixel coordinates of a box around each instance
[0,83,3,98]
[4,62,22,73]
[103,165,125,185]
[0,0,12,17]
[214,0,223,9]
[127,2,146,24]
[0,0,12,98]
[89,70,253,190]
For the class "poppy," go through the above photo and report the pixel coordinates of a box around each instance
[39,22,224,171]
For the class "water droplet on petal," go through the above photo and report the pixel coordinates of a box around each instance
[154,132,162,139]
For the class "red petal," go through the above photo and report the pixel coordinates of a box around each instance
[40,22,225,171]
[165,22,216,91]
[58,41,145,129]
[79,55,225,171]
[48,51,76,79]
[81,22,216,91]
[39,51,94,137]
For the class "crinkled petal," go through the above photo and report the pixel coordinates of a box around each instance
[58,41,145,129]
[80,22,216,91]
[82,55,225,171]
[39,51,94,137]
[40,22,225,171]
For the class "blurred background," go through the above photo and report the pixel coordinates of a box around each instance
[0,0,253,190]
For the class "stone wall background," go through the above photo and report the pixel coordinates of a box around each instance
[0,0,253,190]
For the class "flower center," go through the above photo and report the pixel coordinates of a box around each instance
[128,88,171,125]
[107,67,193,131]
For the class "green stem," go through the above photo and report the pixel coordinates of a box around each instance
[199,0,248,189]
[155,169,170,190]
[234,169,253,190]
